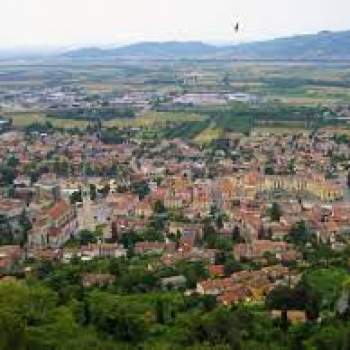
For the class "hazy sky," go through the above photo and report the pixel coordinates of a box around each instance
[1,0,350,48]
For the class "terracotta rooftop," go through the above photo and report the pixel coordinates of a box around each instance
[48,200,70,220]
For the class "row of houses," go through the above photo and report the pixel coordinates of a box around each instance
[197,265,298,306]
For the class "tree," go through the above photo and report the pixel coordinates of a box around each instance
[264,166,274,175]
[70,190,82,204]
[90,184,97,201]
[6,185,15,198]
[132,181,150,200]
[0,215,13,245]
[269,202,282,222]
[303,323,350,350]
[202,225,218,248]
[287,220,311,245]
[98,184,110,197]
[311,243,336,268]
[223,255,242,276]
[0,282,58,349]
[155,299,166,324]
[185,307,254,348]
[216,215,224,230]
[232,226,241,242]
[0,166,16,185]
[153,200,166,214]
[266,281,320,331]
[0,309,26,350]
[297,281,320,321]
[177,262,208,289]
[266,286,295,331]
[258,225,266,240]
[19,209,32,248]
[78,230,97,245]
[287,159,296,175]
[222,73,230,86]
[87,291,150,343]
[6,155,19,168]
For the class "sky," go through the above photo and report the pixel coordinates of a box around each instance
[1,0,350,49]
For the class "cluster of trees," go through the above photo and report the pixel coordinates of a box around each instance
[98,129,125,144]
[131,180,150,200]
[0,210,31,247]
[25,121,54,134]
[47,107,135,121]
[262,77,350,90]
[83,162,121,177]
[116,209,168,254]
[0,154,19,186]
[269,202,282,222]
[3,273,350,350]
[162,120,211,140]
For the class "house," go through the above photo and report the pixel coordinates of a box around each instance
[215,177,237,207]
[76,197,113,238]
[111,217,147,239]
[34,174,61,202]
[196,278,235,295]
[14,175,31,188]
[218,286,253,306]
[0,197,26,238]
[82,273,116,288]
[135,241,174,255]
[161,248,216,266]
[231,270,272,300]
[109,192,139,216]
[135,200,153,218]
[271,310,307,324]
[168,223,203,242]
[0,276,18,284]
[192,180,213,211]
[234,240,289,261]
[0,118,11,133]
[28,200,78,248]
[80,243,127,260]
[161,275,187,291]
[267,222,291,241]
[241,214,264,241]
[0,245,22,273]
[62,247,79,262]
[208,265,225,278]
[280,249,302,264]
[262,265,290,281]
[28,248,62,262]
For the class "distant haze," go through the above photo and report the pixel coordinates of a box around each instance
[1,0,350,49]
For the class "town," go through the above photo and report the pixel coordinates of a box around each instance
[1,109,350,308]
[2,3,350,346]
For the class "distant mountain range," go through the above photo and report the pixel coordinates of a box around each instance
[63,42,218,59]
[63,30,350,60]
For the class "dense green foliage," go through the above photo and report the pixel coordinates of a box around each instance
[47,107,135,121]
[1,251,350,350]
[162,120,211,139]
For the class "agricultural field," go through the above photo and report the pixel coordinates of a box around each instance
[2,59,350,140]
[105,111,204,128]
[194,125,223,145]
[7,112,89,128]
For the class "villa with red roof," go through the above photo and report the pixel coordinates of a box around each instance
[28,200,78,249]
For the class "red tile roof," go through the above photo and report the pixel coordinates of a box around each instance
[48,200,70,220]
[218,286,253,305]
[209,265,225,277]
